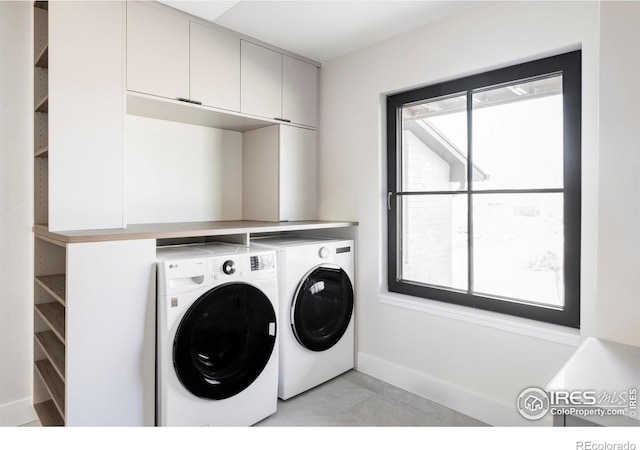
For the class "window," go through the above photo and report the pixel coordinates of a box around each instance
[387,51,581,327]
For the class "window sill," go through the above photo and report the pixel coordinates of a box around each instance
[379,291,581,347]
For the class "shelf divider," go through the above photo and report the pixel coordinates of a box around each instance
[35,302,65,344]
[34,359,65,419]
[35,45,48,68]
[34,400,64,426]
[35,274,65,306]
[35,330,65,380]
[35,146,49,158]
[35,95,48,113]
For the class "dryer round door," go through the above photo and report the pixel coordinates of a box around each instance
[291,264,354,352]
[173,283,277,400]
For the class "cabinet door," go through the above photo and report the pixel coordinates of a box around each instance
[242,125,280,222]
[240,41,282,120]
[282,56,318,128]
[126,2,189,100]
[279,126,317,221]
[48,0,124,231]
[190,22,240,111]
[66,239,157,426]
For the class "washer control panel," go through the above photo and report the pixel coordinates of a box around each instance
[207,252,276,280]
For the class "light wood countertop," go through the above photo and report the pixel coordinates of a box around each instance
[33,220,358,244]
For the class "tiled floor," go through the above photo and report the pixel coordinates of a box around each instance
[21,370,486,427]
[255,370,487,427]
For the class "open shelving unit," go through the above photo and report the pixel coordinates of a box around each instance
[33,235,66,426]
[34,0,48,227]
[33,1,65,427]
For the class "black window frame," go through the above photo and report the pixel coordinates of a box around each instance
[387,51,581,328]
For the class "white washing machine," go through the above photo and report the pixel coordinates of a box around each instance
[156,243,279,426]
[252,236,355,400]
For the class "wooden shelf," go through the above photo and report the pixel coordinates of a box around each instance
[35,45,48,69]
[35,302,65,344]
[35,359,65,419]
[35,146,49,158]
[35,95,48,113]
[35,274,65,306]
[34,400,64,427]
[35,331,65,380]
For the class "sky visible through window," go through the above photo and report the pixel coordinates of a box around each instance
[404,82,564,307]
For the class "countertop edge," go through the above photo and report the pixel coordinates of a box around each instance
[33,220,359,244]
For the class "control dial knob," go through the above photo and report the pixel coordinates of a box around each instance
[319,247,330,259]
[222,260,236,275]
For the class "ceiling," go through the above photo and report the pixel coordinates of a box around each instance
[159,1,476,63]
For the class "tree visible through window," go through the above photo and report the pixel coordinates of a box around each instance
[387,51,581,327]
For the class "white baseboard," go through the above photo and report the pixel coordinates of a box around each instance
[0,398,37,426]
[356,352,551,427]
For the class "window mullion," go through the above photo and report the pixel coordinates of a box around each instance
[466,91,474,294]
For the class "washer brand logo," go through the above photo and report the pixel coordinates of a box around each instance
[517,387,550,420]
[170,298,178,308]
[169,264,178,269]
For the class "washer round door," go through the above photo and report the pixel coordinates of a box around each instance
[173,283,277,400]
[291,265,354,352]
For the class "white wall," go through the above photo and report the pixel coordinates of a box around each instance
[595,2,640,347]
[126,115,243,224]
[0,2,37,426]
[319,1,601,425]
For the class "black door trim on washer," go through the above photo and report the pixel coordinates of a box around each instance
[173,282,277,400]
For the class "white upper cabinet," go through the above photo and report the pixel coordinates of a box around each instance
[126,2,189,100]
[126,3,318,128]
[240,41,283,120]
[190,22,240,111]
[282,55,318,128]
[241,41,318,128]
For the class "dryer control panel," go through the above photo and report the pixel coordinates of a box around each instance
[250,254,275,271]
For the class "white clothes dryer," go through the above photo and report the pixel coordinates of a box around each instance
[156,243,279,426]
[251,236,355,400]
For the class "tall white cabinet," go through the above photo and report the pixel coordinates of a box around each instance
[47,1,124,231]
[243,125,317,222]
[32,1,154,426]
